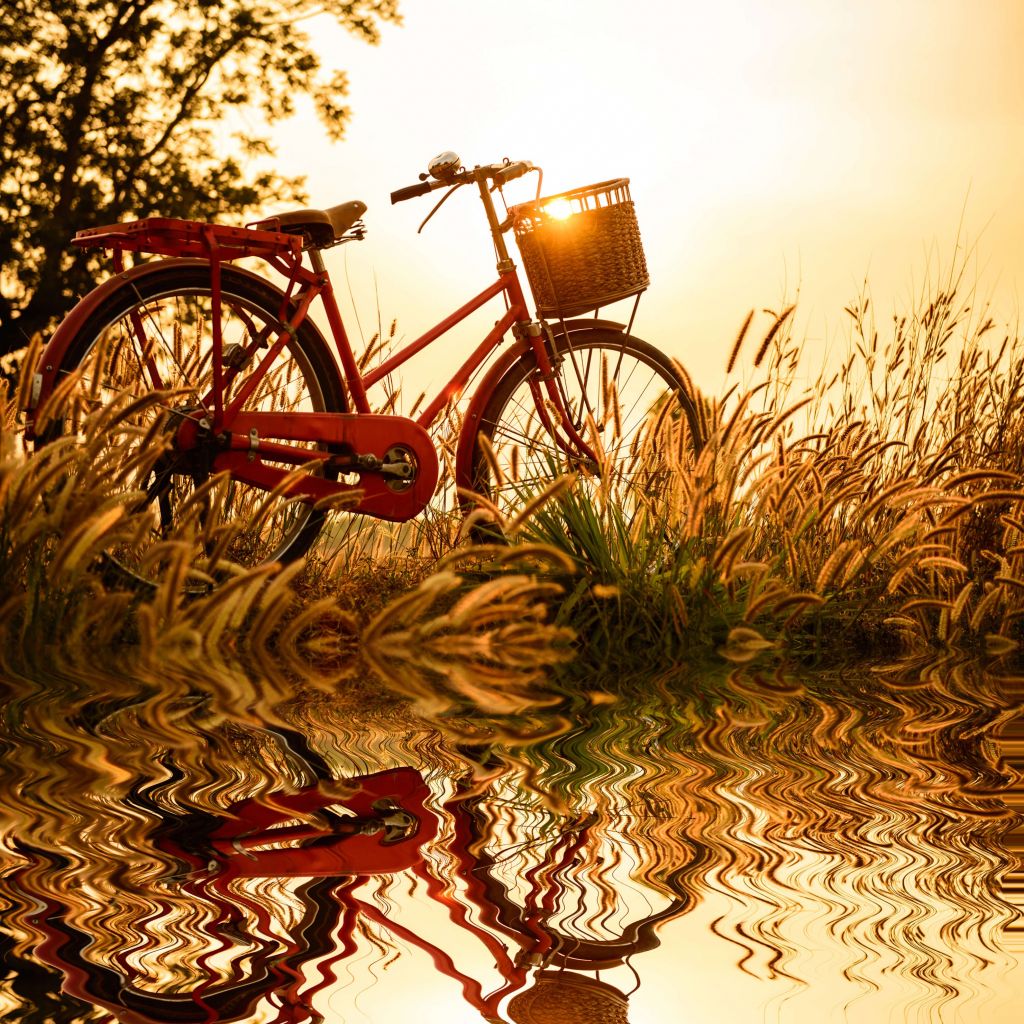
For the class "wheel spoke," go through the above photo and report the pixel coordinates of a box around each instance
[46,266,346,589]
[469,331,701,527]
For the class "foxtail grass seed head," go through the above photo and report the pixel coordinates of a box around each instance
[726,309,755,374]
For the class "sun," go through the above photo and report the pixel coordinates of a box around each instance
[544,198,575,220]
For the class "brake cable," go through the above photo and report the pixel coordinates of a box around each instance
[417,182,463,233]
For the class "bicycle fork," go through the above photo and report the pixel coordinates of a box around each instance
[525,323,603,470]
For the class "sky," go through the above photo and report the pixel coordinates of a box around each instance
[305,882,1024,1024]
[256,0,1024,399]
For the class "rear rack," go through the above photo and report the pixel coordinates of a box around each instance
[72,217,304,261]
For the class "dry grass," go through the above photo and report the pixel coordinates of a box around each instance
[0,369,571,722]
[7,258,1024,677]
[505,264,1024,664]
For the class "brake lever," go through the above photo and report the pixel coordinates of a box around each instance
[418,183,462,234]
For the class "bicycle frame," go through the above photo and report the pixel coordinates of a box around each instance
[233,193,599,460]
[27,171,606,521]
[246,241,539,435]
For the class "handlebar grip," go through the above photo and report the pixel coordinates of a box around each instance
[390,181,434,204]
[493,161,533,186]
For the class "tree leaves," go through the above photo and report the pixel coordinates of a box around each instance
[0,0,400,354]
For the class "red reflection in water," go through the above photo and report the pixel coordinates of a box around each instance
[21,766,684,1023]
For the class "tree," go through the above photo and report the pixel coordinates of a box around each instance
[0,0,400,356]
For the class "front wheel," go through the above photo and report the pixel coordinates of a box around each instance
[466,328,702,523]
[40,263,347,589]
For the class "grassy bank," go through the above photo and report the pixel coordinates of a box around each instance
[0,376,571,724]
[4,264,1024,677]
[504,271,1024,666]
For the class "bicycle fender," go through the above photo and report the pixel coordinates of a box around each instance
[453,319,627,492]
[455,338,532,493]
[26,259,343,432]
[552,317,626,333]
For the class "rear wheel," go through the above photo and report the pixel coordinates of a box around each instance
[42,264,347,589]
[467,329,701,522]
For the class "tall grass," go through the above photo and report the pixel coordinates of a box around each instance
[7,261,1024,674]
[0,370,571,721]
[501,268,1024,665]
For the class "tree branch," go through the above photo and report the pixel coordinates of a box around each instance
[113,29,260,209]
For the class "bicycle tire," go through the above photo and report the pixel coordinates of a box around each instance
[467,328,702,522]
[43,263,347,589]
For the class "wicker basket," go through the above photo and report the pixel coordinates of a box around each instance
[506,971,630,1024]
[511,179,648,319]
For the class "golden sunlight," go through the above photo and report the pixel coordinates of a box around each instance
[543,198,574,221]
[279,0,1024,396]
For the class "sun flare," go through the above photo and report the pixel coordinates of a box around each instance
[544,198,574,220]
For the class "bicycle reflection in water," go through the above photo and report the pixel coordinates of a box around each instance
[19,755,688,1023]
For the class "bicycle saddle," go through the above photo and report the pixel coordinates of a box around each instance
[254,200,366,248]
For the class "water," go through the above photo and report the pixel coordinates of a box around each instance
[0,637,1021,1023]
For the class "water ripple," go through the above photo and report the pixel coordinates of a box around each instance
[0,642,1020,1022]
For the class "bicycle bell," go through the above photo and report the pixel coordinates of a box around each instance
[427,151,461,182]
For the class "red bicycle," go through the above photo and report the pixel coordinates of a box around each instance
[25,152,702,585]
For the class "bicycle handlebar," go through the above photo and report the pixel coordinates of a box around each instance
[390,181,437,204]
[390,160,536,204]
[492,160,532,186]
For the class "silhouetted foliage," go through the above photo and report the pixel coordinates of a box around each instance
[0,0,400,356]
